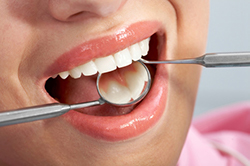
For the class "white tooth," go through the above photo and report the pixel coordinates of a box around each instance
[114,48,132,68]
[134,62,148,82]
[52,74,58,79]
[94,55,117,73]
[59,71,70,79]
[78,60,98,76]
[69,67,82,79]
[125,72,145,100]
[129,43,142,61]
[139,38,150,56]
[100,81,132,104]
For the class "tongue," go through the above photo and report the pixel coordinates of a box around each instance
[51,62,147,116]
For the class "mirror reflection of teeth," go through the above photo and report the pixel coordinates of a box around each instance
[54,37,150,79]
[99,63,148,104]
[100,81,132,104]
[125,71,145,100]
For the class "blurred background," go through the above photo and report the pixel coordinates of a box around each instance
[194,0,250,116]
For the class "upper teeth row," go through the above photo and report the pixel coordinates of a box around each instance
[54,37,150,79]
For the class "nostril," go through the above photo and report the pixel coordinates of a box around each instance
[67,11,93,21]
[70,11,84,18]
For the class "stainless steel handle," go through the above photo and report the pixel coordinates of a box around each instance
[0,103,70,127]
[0,99,104,127]
[141,52,250,68]
[201,52,250,67]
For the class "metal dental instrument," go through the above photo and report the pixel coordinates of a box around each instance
[1,52,250,127]
[0,61,151,127]
[141,52,250,67]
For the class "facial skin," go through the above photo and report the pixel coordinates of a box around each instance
[0,0,209,165]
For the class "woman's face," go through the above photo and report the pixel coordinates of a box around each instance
[0,0,209,165]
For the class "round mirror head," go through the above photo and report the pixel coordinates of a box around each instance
[96,61,151,106]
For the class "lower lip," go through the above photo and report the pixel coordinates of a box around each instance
[62,65,168,142]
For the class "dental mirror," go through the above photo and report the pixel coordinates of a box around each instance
[70,60,151,109]
[96,60,151,106]
[0,60,151,127]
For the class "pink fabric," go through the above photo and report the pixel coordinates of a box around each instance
[177,102,250,166]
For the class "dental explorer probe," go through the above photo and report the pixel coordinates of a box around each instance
[0,99,106,127]
[141,52,250,67]
[0,61,151,127]
[0,52,250,127]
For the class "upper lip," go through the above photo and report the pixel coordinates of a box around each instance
[45,21,162,78]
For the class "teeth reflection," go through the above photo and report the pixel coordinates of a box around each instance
[100,81,132,104]
[134,62,148,82]
[125,72,145,100]
[99,61,148,104]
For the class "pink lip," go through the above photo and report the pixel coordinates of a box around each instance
[47,21,161,76]
[47,21,168,142]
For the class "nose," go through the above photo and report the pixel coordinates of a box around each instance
[49,0,127,21]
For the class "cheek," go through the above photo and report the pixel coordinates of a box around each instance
[0,16,34,77]
[160,0,208,157]
[0,8,37,109]
[166,0,209,93]
[0,124,42,165]
[167,0,208,101]
[170,0,209,58]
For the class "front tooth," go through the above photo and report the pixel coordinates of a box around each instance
[114,48,132,68]
[125,71,145,100]
[78,60,98,76]
[100,81,132,104]
[59,71,70,79]
[69,67,82,79]
[139,38,150,56]
[129,43,142,61]
[94,55,117,73]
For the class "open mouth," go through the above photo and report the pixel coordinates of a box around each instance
[43,22,167,141]
[46,34,159,116]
